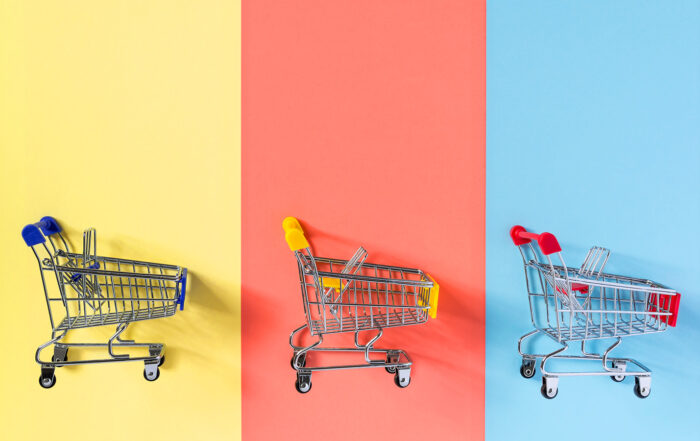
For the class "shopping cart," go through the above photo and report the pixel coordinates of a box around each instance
[511,225,680,399]
[284,217,439,393]
[22,216,188,388]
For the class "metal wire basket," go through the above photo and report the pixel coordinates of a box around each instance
[23,216,188,388]
[284,217,438,393]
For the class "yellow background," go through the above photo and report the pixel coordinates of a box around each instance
[0,1,240,440]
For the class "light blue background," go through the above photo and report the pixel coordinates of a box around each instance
[487,1,700,439]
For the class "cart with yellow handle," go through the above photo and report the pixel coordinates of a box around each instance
[284,217,439,393]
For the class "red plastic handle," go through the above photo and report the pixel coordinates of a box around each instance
[510,225,562,255]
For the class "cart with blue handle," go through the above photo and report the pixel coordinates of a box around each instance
[511,225,680,399]
[284,217,439,393]
[23,216,188,388]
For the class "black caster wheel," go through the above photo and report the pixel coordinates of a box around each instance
[610,374,625,382]
[634,378,650,398]
[143,367,160,382]
[385,352,399,374]
[520,362,536,379]
[295,379,312,393]
[394,373,410,388]
[52,350,68,364]
[540,380,558,399]
[39,374,56,389]
[158,355,166,367]
[290,353,306,370]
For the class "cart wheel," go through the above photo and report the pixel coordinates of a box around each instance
[394,373,411,388]
[634,378,650,399]
[53,349,68,364]
[610,374,625,383]
[540,379,558,399]
[295,378,311,393]
[143,367,160,382]
[290,353,306,370]
[39,374,56,389]
[385,351,400,374]
[158,355,165,367]
[520,361,536,379]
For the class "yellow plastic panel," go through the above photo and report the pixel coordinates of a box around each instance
[321,277,343,291]
[426,274,440,319]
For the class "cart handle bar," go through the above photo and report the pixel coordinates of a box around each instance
[22,216,62,247]
[510,225,561,255]
[283,216,309,251]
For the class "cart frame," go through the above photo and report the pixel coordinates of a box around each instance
[283,217,438,393]
[23,216,187,388]
[510,225,680,399]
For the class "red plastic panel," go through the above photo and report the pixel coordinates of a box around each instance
[649,292,681,327]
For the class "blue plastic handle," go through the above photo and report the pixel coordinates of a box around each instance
[177,268,188,311]
[22,225,45,247]
[37,216,62,236]
[22,216,62,247]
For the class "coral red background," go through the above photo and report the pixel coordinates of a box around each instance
[243,1,485,439]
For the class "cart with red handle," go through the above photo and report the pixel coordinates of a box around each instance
[511,225,680,399]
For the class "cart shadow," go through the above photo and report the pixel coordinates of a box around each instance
[58,270,238,378]
[136,271,238,370]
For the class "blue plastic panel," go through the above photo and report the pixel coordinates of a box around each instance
[178,268,188,311]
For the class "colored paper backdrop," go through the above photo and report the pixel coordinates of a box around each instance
[3,1,700,440]
[242,1,485,439]
[486,1,700,440]
[0,2,241,440]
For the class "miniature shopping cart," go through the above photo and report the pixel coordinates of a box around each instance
[23,216,188,388]
[284,217,439,393]
[511,225,680,399]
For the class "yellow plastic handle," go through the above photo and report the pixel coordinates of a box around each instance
[424,273,439,319]
[283,217,309,251]
[283,216,303,234]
